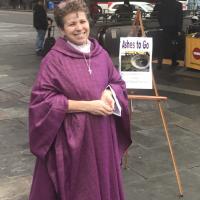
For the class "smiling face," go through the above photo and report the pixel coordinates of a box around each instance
[62,11,90,45]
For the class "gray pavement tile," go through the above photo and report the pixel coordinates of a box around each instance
[20,77,36,88]
[165,142,200,170]
[0,82,21,90]
[153,66,178,78]
[0,140,29,156]
[1,49,38,61]
[178,170,200,200]
[0,75,34,86]
[126,146,175,178]
[0,106,27,120]
[132,110,189,130]
[172,72,200,91]
[124,175,179,200]
[0,119,26,134]
[0,119,28,154]
[124,170,200,200]
[2,83,31,97]
[2,68,38,78]
[133,125,199,149]
[0,176,32,200]
[0,98,28,109]
[126,143,200,178]
[176,118,200,135]
[159,90,200,105]
[130,123,142,135]
[169,104,200,121]
[174,138,200,156]
[122,168,146,184]
[0,49,40,68]
[19,96,30,103]
[174,141,200,168]
[154,68,200,91]
[0,77,34,92]
[1,53,38,64]
[131,111,162,130]
[176,68,200,79]
[0,24,35,46]
[158,83,200,98]
[131,99,186,112]
[188,166,200,177]
[17,117,28,127]
[0,90,20,103]
[0,64,14,72]
[0,100,17,109]
[0,153,34,178]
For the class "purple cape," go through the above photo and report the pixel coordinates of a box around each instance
[29,37,132,200]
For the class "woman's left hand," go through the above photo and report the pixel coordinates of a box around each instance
[101,89,115,110]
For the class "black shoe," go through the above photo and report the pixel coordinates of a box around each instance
[171,61,179,67]
[156,59,162,70]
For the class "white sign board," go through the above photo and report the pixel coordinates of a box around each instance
[119,37,153,89]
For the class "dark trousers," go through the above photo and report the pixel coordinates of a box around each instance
[158,27,179,66]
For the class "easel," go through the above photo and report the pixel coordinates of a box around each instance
[124,10,184,197]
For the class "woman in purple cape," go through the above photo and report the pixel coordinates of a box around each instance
[29,1,132,199]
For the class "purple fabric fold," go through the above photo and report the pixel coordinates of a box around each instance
[106,56,131,159]
[29,60,68,160]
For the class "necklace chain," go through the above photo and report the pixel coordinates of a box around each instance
[83,54,92,75]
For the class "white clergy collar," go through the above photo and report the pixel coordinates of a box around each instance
[67,40,91,53]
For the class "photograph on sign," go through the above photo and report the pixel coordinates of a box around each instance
[119,37,153,89]
[121,52,150,72]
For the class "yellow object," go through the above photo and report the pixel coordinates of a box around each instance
[185,35,200,70]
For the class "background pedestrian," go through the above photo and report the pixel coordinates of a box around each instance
[115,0,134,22]
[153,0,183,69]
[33,0,48,56]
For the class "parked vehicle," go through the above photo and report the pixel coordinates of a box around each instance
[108,1,154,14]
[98,1,154,16]
[97,1,113,12]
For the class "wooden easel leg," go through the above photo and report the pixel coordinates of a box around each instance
[158,101,183,197]
[153,76,184,197]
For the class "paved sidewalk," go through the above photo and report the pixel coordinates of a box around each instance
[0,22,200,200]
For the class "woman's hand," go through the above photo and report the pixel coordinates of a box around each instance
[87,100,114,116]
[101,89,115,110]
[68,90,115,116]
[68,100,114,116]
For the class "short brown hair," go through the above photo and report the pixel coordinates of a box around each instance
[54,0,89,30]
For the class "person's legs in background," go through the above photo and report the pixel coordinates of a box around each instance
[169,29,179,67]
[35,29,46,56]
[156,30,164,70]
[158,28,179,70]
[171,39,179,67]
[171,42,179,67]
